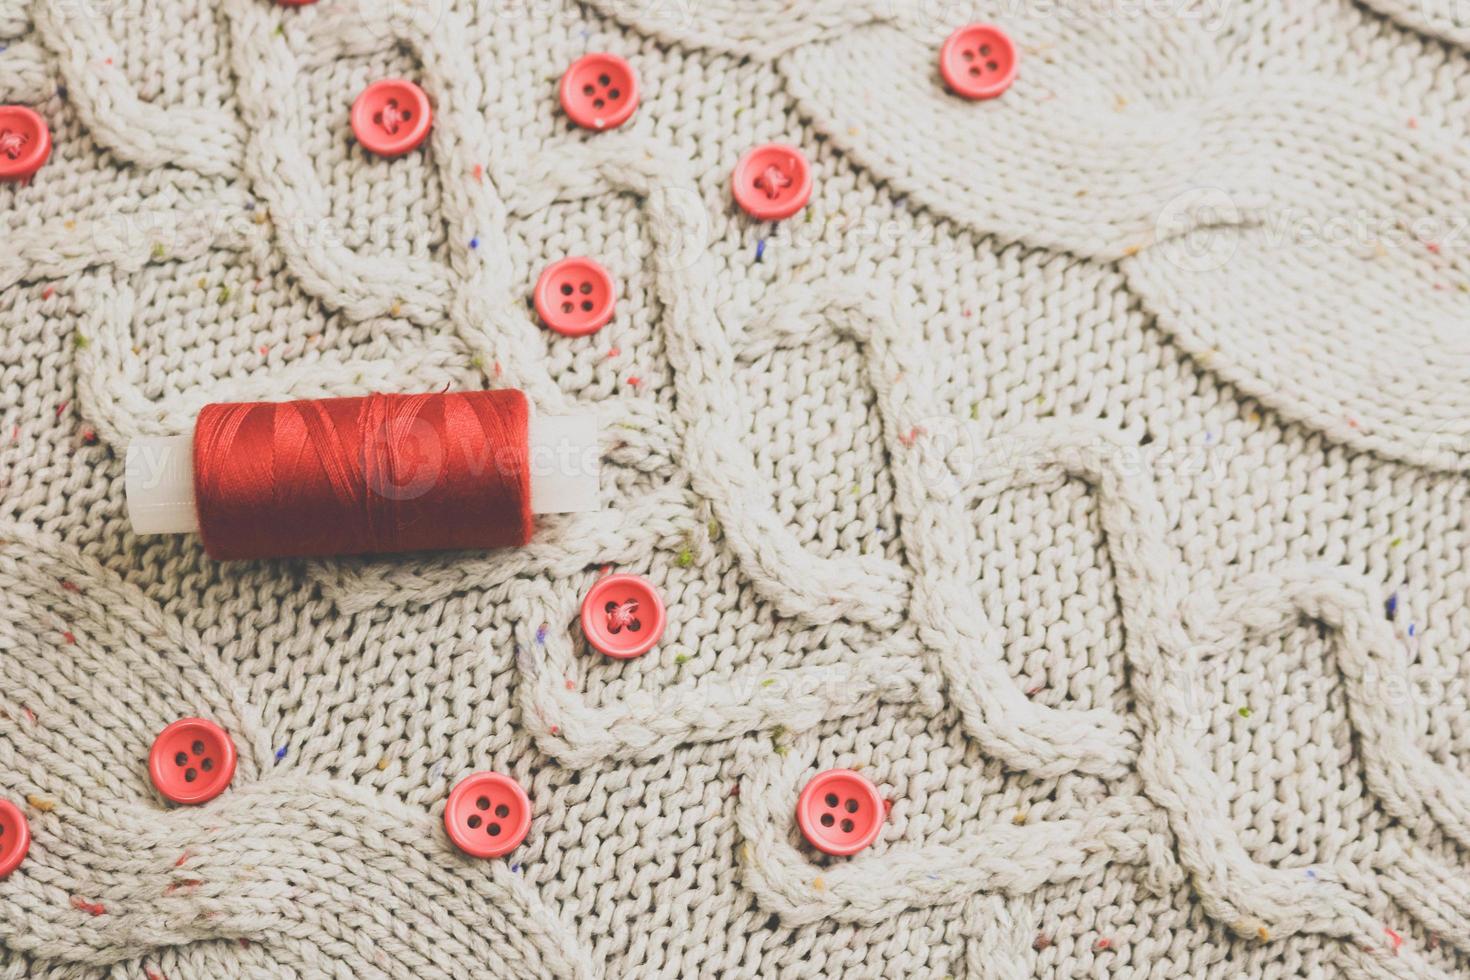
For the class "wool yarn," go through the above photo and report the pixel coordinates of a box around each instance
[2,0,1469,976]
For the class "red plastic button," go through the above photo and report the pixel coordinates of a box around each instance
[939,24,1017,100]
[559,53,638,131]
[0,799,30,879]
[445,772,531,858]
[351,79,432,157]
[148,718,238,805]
[0,106,51,182]
[732,144,811,221]
[534,257,615,337]
[580,573,665,659]
[796,769,883,856]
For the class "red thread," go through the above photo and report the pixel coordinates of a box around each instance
[194,390,533,560]
[70,895,106,916]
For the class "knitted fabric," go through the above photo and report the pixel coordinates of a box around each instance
[2,0,1470,975]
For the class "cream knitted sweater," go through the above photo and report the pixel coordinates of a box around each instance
[3,0,1470,976]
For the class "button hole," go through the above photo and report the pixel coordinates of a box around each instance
[373,98,405,135]
[581,300,593,312]
[598,73,610,85]
[824,793,838,807]
[0,129,28,160]
[488,823,501,836]
[579,282,593,294]
[561,283,573,295]
[175,752,188,767]
[840,818,854,833]
[495,804,510,818]
[476,796,490,810]
[754,164,792,200]
[192,740,205,755]
[468,815,481,828]
[184,768,198,783]
[606,598,639,633]
[845,799,858,813]
[820,813,834,827]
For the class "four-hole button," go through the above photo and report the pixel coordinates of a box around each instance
[559,53,639,131]
[796,768,883,856]
[580,573,665,659]
[0,106,52,182]
[534,257,616,337]
[445,772,532,858]
[0,799,30,879]
[148,718,238,805]
[351,79,433,157]
[939,24,1017,100]
[732,144,812,221]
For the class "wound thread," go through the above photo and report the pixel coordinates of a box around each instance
[193,390,533,560]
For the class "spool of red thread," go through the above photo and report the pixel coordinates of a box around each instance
[124,390,598,560]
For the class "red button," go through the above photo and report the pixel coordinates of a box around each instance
[559,53,638,131]
[0,106,52,182]
[732,144,811,221]
[444,772,531,858]
[534,257,616,337]
[351,79,432,157]
[796,769,883,856]
[148,718,238,805]
[0,799,30,879]
[580,573,665,659]
[939,24,1017,100]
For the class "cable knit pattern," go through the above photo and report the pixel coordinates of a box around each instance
[2,0,1470,976]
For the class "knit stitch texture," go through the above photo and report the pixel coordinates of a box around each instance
[2,0,1470,976]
